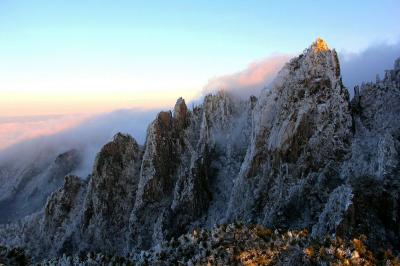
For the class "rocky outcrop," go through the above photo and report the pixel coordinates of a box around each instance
[81,133,142,254]
[0,174,87,261]
[311,185,353,237]
[0,39,399,263]
[39,175,87,258]
[129,101,189,250]
[0,134,142,259]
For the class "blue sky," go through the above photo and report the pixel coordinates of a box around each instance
[0,1,399,117]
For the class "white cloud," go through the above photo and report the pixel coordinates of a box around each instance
[0,114,90,150]
[0,109,158,177]
[202,54,290,99]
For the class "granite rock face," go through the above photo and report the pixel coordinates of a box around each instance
[0,39,399,263]
[130,94,255,250]
[226,38,353,230]
[81,133,142,254]
[40,175,87,259]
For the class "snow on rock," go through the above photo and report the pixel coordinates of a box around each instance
[226,38,352,229]
[80,133,142,254]
[311,185,353,238]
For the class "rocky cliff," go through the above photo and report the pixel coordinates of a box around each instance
[0,39,399,264]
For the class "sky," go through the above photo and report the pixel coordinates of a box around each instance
[0,1,400,150]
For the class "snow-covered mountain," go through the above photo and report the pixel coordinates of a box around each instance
[0,39,399,264]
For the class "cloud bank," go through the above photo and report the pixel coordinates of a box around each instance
[0,114,90,150]
[340,41,400,95]
[202,55,290,99]
[0,109,158,177]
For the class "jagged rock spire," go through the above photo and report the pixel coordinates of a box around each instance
[226,37,352,227]
[81,132,141,253]
[312,37,330,53]
[173,97,188,127]
[296,37,341,79]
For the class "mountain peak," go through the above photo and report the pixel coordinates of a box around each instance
[173,97,187,119]
[173,97,188,128]
[292,37,340,79]
[312,37,330,53]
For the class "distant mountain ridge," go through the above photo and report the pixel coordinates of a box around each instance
[0,39,399,264]
[0,149,81,224]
